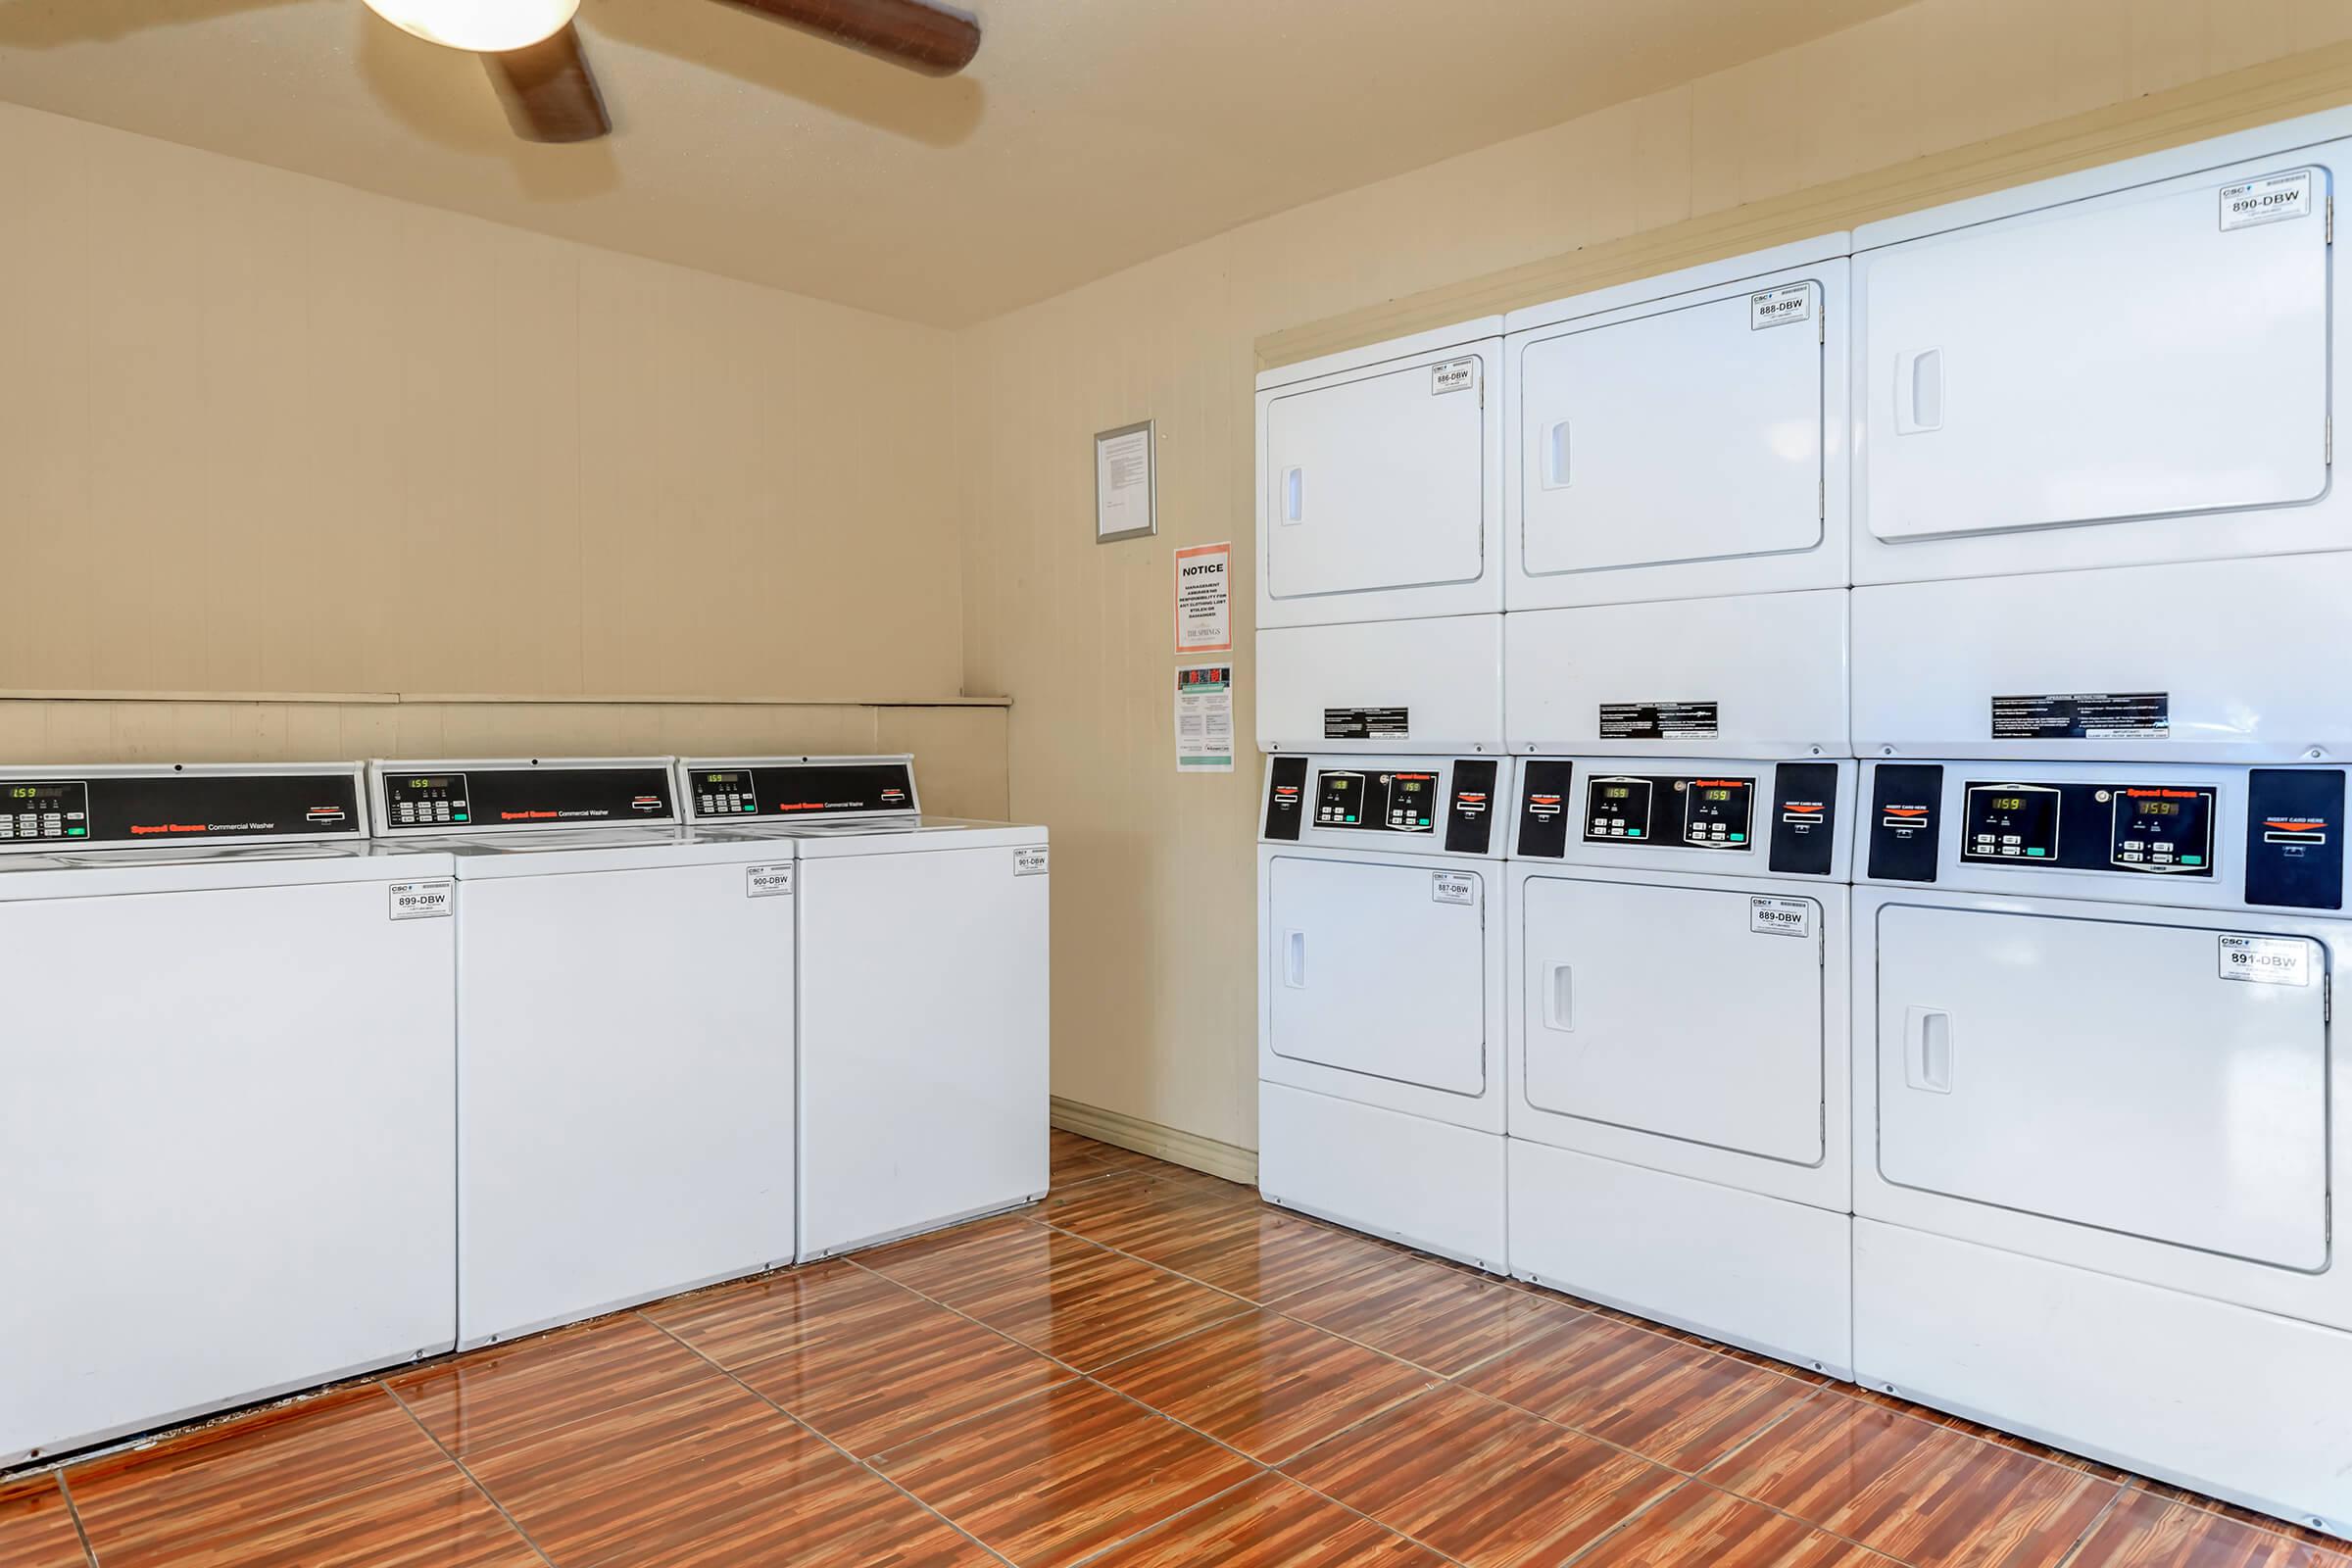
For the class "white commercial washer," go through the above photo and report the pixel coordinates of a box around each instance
[369,758,796,1348]
[1256,318,1505,757]
[1257,752,1513,1269]
[1506,755,1855,1374]
[676,756,1050,1261]
[0,763,456,1466]
[1851,108,2352,762]
[1852,760,2352,1538]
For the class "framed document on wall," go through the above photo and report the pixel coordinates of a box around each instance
[1095,420,1156,543]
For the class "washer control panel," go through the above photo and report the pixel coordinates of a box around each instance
[1,780,86,844]
[676,758,918,823]
[0,767,366,853]
[383,773,470,830]
[371,760,677,837]
[1583,774,1755,851]
[1959,780,2213,875]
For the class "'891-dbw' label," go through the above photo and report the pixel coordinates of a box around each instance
[2218,934,2310,985]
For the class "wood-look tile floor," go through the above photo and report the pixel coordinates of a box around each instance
[5,1130,2347,1568]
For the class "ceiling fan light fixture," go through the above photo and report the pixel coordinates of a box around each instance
[360,0,581,53]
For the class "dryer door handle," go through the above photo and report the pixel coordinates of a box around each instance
[1541,420,1571,490]
[1541,961,1574,1032]
[1904,1005,1953,1093]
[1895,348,1944,434]
[1281,466,1304,524]
[1283,929,1307,988]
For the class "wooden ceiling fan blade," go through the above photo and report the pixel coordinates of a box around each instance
[484,22,612,143]
[712,0,980,76]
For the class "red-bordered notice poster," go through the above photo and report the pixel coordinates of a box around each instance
[1174,541,1231,654]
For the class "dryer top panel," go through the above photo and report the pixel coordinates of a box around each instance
[0,762,368,856]
[1502,232,1850,334]
[1260,754,1513,860]
[1854,104,2352,252]
[368,758,678,838]
[676,756,919,825]
[1255,317,1504,393]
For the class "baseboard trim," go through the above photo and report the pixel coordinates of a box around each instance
[1050,1098,1259,1186]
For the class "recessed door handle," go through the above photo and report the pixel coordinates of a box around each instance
[1904,1004,1953,1093]
[1541,961,1574,1032]
[1541,421,1571,490]
[1282,466,1303,524]
[1283,929,1307,988]
[1894,349,1943,434]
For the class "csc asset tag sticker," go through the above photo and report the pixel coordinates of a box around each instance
[388,879,453,920]
[1014,847,1050,876]
[1748,283,1814,329]
[1749,896,1813,938]
[1432,872,1478,906]
[1430,358,1476,394]
[2220,170,2313,230]
[2219,934,2310,985]
[746,863,794,898]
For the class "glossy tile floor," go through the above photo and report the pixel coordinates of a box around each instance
[5,1132,2346,1568]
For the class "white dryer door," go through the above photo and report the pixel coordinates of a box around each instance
[1268,856,1488,1096]
[1518,288,1825,579]
[1519,877,1824,1162]
[1863,165,2329,544]
[1876,905,2328,1269]
[1263,356,1489,604]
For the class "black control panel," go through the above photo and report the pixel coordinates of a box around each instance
[0,771,363,849]
[1582,774,1755,851]
[1516,760,1574,858]
[378,763,676,835]
[1268,760,1495,852]
[1510,762,1835,874]
[1958,781,2215,876]
[681,760,917,822]
[1865,764,1943,883]
[1312,768,1437,833]
[1444,760,1498,855]
[1768,762,1840,877]
[384,773,470,830]
[1263,757,1308,841]
[2245,768,2343,909]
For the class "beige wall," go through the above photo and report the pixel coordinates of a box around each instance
[956,0,2352,1155]
[0,97,960,705]
[0,97,1005,809]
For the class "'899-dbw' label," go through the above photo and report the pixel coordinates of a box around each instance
[389,880,454,920]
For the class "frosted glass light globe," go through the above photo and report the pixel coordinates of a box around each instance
[359,0,580,52]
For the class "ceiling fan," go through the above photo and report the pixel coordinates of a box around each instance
[358,0,981,143]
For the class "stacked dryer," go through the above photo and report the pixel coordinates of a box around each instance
[1255,319,1513,1268]
[1499,239,1857,1375]
[1847,109,2352,1535]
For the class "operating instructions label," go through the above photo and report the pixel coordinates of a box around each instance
[1991,692,2170,741]
[1600,701,1719,740]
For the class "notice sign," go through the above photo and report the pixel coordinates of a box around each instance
[1175,541,1232,653]
[1175,664,1235,773]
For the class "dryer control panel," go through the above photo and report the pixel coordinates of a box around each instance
[1510,758,1850,877]
[0,765,367,853]
[1261,755,1509,858]
[1859,762,2346,910]
[369,760,678,837]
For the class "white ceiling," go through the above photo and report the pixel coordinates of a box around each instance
[0,0,1910,324]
